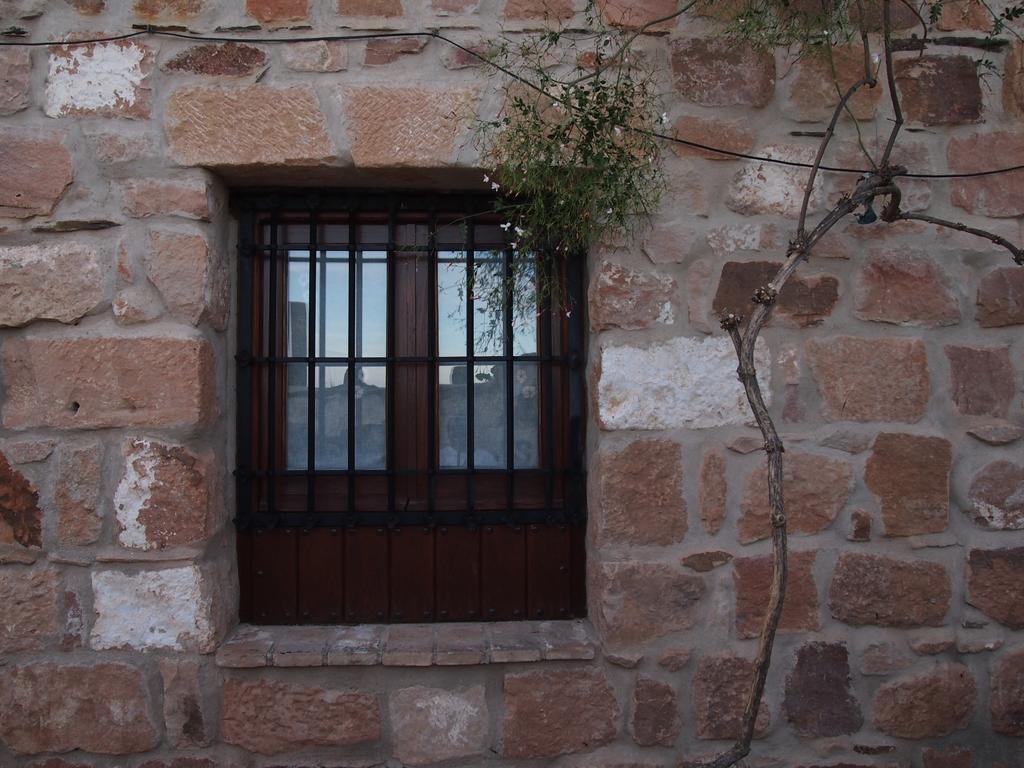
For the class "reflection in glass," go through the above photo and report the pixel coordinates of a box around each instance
[355,364,387,469]
[474,363,506,468]
[512,256,539,357]
[286,363,308,470]
[315,365,347,469]
[473,252,505,357]
[357,252,387,358]
[438,253,466,357]
[319,255,348,357]
[438,364,467,468]
[513,363,539,468]
[287,252,310,357]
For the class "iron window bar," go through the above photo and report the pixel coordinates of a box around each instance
[234,190,586,531]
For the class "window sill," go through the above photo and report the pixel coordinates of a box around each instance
[215,620,598,668]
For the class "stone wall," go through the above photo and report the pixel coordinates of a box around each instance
[0,0,1023,766]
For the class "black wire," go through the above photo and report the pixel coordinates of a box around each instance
[3,25,1022,181]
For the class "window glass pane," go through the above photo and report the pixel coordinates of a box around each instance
[438,364,468,469]
[473,252,505,357]
[318,253,348,357]
[513,362,539,468]
[315,364,347,469]
[474,363,506,468]
[474,223,505,246]
[287,251,310,357]
[285,363,308,470]
[357,251,387,358]
[438,253,466,358]
[512,256,539,357]
[355,364,386,469]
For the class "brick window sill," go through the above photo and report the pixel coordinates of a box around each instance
[215,620,598,668]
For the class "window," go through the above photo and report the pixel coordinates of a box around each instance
[234,192,586,624]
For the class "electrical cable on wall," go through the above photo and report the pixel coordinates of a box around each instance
[2,25,1022,181]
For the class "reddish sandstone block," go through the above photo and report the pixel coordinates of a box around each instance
[738,453,852,543]
[968,460,1024,530]
[121,178,210,220]
[221,678,381,754]
[783,642,863,737]
[364,38,428,66]
[343,86,477,167]
[503,669,618,757]
[693,654,770,740]
[966,547,1024,629]
[159,658,214,748]
[1005,42,1024,116]
[946,345,1014,416]
[923,747,973,768]
[116,437,219,550]
[55,441,104,546]
[166,85,335,167]
[937,0,992,30]
[503,0,574,19]
[596,0,680,30]
[873,663,976,738]
[592,561,704,648]
[0,244,105,328]
[864,433,952,537]
[991,648,1024,736]
[829,552,950,627]
[0,662,159,754]
[854,249,960,327]
[807,336,929,422]
[671,115,756,160]
[895,55,982,125]
[0,567,59,653]
[630,676,680,747]
[247,0,309,22]
[1,335,217,430]
[146,230,227,328]
[0,48,30,116]
[164,43,267,76]
[133,0,204,18]
[713,261,839,327]
[671,38,775,107]
[589,261,677,331]
[698,448,726,535]
[976,267,1024,327]
[950,132,1024,217]
[0,451,42,549]
[734,550,819,638]
[0,132,73,219]
[780,45,881,122]
[282,40,348,71]
[339,0,403,15]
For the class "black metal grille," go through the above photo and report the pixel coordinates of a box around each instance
[234,191,586,531]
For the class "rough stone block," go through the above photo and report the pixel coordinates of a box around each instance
[671,38,774,107]
[221,678,381,754]
[0,132,73,219]
[0,244,105,328]
[895,55,982,125]
[55,441,104,547]
[829,552,950,627]
[854,249,960,327]
[693,654,770,740]
[390,685,489,764]
[598,336,770,430]
[0,662,159,754]
[807,336,929,422]
[865,433,952,537]
[966,547,1024,629]
[45,41,153,118]
[783,642,863,737]
[589,261,676,331]
[968,460,1024,530]
[502,669,618,758]
[734,550,819,638]
[0,48,30,115]
[950,132,1024,217]
[0,566,59,653]
[595,438,686,546]
[1,334,217,430]
[873,663,976,738]
[976,267,1024,327]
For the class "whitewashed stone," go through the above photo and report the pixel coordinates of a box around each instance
[91,567,216,652]
[706,223,780,255]
[45,42,152,118]
[726,145,825,217]
[390,685,489,765]
[598,336,770,430]
[0,244,105,327]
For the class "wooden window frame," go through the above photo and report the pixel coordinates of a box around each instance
[233,191,587,624]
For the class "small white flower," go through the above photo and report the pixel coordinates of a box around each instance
[606,208,613,215]
[500,222,512,231]
[872,53,881,64]
[491,181,500,191]
[514,226,526,237]
[660,112,668,125]
[614,126,622,136]
[483,174,490,183]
